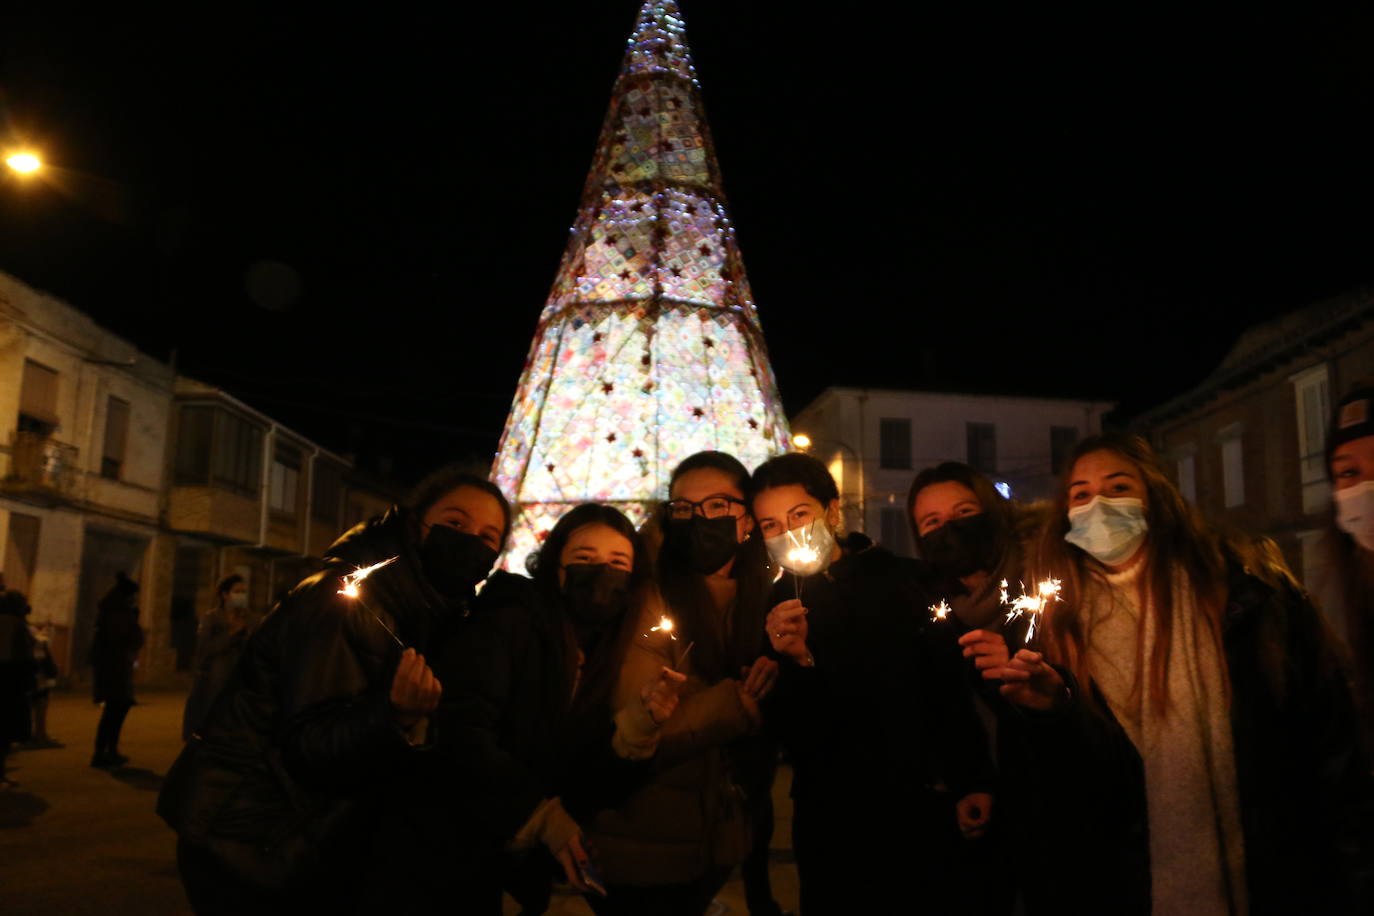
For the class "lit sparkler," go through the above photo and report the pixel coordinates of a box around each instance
[929,599,952,623]
[644,614,694,670]
[1000,578,1061,643]
[782,525,823,600]
[337,556,405,648]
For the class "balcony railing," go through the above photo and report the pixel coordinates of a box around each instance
[4,431,80,499]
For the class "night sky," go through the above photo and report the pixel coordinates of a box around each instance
[3,3,1372,487]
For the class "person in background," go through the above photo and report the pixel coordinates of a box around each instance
[756,452,995,914]
[587,451,779,916]
[181,574,253,741]
[90,571,143,768]
[26,617,61,748]
[0,590,37,786]
[158,465,504,915]
[979,433,1374,915]
[1310,379,1374,750]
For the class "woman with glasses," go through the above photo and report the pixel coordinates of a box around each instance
[754,452,995,914]
[586,451,780,916]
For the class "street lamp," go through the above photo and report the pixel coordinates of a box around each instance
[5,152,43,175]
[791,431,866,532]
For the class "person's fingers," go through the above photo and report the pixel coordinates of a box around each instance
[972,655,1007,670]
[554,847,586,891]
[998,668,1032,682]
[1014,649,1043,663]
[956,629,991,647]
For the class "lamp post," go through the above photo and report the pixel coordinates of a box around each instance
[792,432,866,533]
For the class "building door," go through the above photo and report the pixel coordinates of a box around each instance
[4,512,41,595]
[72,529,148,680]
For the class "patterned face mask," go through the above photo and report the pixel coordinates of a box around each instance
[1335,480,1374,552]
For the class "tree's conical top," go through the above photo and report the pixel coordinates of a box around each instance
[492,1,790,569]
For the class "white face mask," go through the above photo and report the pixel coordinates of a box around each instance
[1064,495,1149,566]
[227,591,249,610]
[1334,480,1374,552]
[765,519,837,577]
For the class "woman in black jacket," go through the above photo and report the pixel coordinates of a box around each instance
[158,466,509,915]
[427,503,682,915]
[979,434,1374,915]
[755,452,996,914]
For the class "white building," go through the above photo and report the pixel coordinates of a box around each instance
[0,271,395,685]
[790,386,1115,555]
[0,271,175,679]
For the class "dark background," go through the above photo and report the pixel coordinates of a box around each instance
[3,3,1372,487]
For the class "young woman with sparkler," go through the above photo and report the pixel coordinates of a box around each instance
[431,503,685,914]
[584,451,780,916]
[987,433,1373,916]
[158,466,509,914]
[753,452,995,914]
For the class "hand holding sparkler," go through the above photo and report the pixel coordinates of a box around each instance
[640,666,688,726]
[390,648,442,728]
[958,629,1011,679]
[995,649,1069,711]
[736,656,779,730]
[765,599,810,665]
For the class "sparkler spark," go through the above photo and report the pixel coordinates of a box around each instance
[648,616,678,640]
[337,556,404,648]
[929,599,952,622]
[1000,578,1061,643]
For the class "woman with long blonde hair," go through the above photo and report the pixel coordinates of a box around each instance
[970,433,1372,915]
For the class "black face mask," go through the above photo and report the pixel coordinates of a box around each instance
[420,524,498,600]
[664,515,741,575]
[918,513,1000,580]
[561,563,632,630]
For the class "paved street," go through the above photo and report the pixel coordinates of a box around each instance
[0,689,798,915]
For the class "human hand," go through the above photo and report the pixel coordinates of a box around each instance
[956,792,994,840]
[765,599,809,664]
[958,629,1010,679]
[390,648,442,728]
[994,649,1067,711]
[553,832,593,892]
[640,666,688,725]
[739,656,780,702]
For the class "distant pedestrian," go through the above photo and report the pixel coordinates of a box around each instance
[89,571,143,768]
[26,618,62,748]
[181,574,252,742]
[0,590,38,785]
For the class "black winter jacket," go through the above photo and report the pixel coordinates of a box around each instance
[157,508,461,887]
[1011,562,1374,916]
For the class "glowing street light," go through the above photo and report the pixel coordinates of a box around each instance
[792,433,812,450]
[5,152,42,175]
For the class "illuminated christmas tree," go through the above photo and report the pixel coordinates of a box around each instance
[492,0,791,569]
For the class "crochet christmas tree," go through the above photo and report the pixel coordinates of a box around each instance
[492,0,790,569]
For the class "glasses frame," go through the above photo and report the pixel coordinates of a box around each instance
[663,495,748,520]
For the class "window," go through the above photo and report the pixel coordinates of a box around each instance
[879,506,912,557]
[270,445,301,517]
[1176,453,1197,503]
[1050,426,1078,475]
[19,359,60,434]
[967,422,996,474]
[1291,364,1331,514]
[312,463,342,525]
[174,405,215,484]
[175,404,264,496]
[879,418,912,470]
[1219,426,1245,508]
[213,412,264,497]
[101,396,130,480]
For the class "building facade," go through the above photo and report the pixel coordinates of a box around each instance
[1136,288,1374,616]
[0,271,393,686]
[790,386,1114,556]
